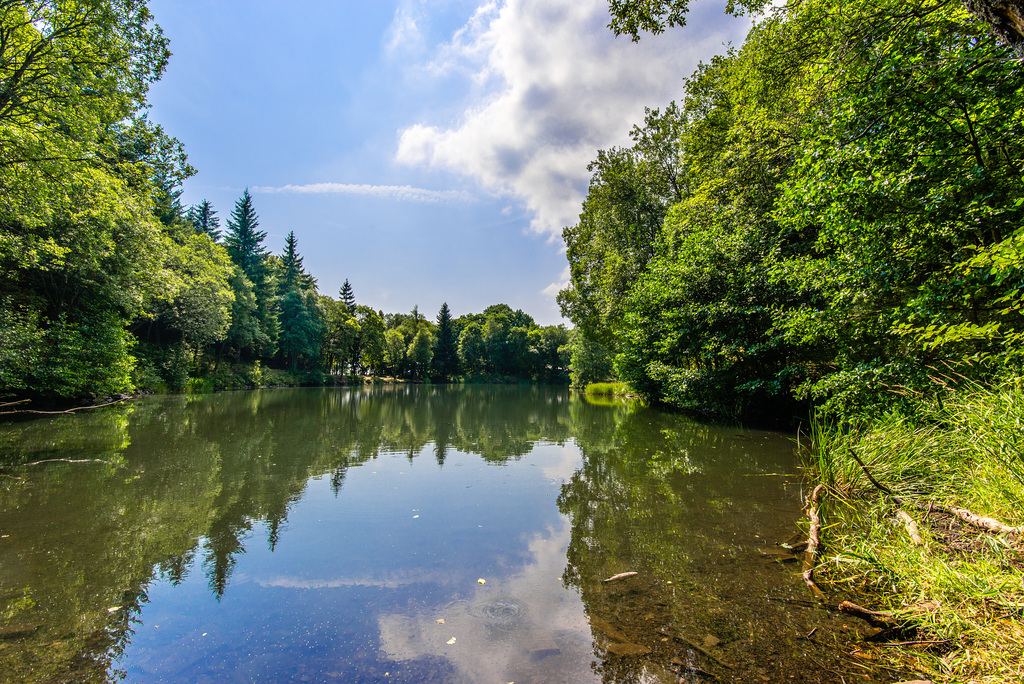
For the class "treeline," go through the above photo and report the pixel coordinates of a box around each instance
[0,2,568,401]
[560,0,1024,421]
[138,190,571,390]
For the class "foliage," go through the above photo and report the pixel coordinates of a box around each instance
[187,200,220,241]
[583,381,633,396]
[560,0,1024,422]
[567,328,615,388]
[432,302,460,381]
[806,378,1024,681]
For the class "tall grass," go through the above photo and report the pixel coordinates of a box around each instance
[805,378,1024,683]
[583,381,633,396]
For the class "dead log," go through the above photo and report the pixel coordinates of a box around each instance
[802,484,826,601]
[895,510,924,545]
[946,505,1022,536]
[849,448,1022,536]
[838,601,896,627]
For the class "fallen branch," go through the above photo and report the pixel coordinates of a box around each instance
[945,505,1022,536]
[839,601,896,627]
[802,484,826,601]
[0,400,30,409]
[0,458,111,469]
[895,510,924,545]
[671,634,733,670]
[849,448,1022,536]
[0,397,130,416]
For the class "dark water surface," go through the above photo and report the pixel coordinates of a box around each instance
[0,386,865,683]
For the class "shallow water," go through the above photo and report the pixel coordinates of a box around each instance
[0,386,865,683]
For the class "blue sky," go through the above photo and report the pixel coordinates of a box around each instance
[146,0,750,325]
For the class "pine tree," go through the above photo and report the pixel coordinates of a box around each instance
[279,231,316,292]
[188,200,221,241]
[339,279,356,314]
[433,302,460,381]
[225,189,267,280]
[223,189,277,359]
[154,168,185,227]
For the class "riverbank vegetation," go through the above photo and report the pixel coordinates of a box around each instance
[562,0,1024,680]
[566,0,1024,424]
[804,377,1024,682]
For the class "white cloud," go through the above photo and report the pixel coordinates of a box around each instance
[385,6,424,54]
[541,264,570,299]
[396,0,750,234]
[251,182,473,204]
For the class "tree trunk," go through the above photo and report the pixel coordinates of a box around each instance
[965,0,1024,56]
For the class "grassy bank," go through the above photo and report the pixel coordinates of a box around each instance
[805,379,1024,683]
[583,381,634,396]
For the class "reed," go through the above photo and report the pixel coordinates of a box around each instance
[804,378,1024,683]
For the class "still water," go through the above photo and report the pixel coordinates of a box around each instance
[0,386,862,683]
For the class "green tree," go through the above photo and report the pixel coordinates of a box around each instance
[355,306,386,375]
[383,328,406,377]
[278,231,316,293]
[558,105,685,348]
[187,200,221,241]
[458,322,486,376]
[432,302,460,381]
[277,288,324,371]
[320,296,359,375]
[224,190,267,280]
[0,0,181,399]
[407,328,434,380]
[567,329,615,388]
[223,190,277,360]
[339,279,356,314]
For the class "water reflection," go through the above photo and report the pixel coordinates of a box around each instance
[0,386,857,683]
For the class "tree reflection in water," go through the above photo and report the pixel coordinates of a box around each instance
[0,386,858,683]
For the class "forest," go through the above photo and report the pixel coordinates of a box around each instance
[568,2,1024,679]
[2,0,1024,679]
[0,1,569,401]
[561,0,1024,422]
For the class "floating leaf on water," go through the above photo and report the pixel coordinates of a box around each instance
[447,637,456,645]
[107,606,121,613]
[477,578,486,584]
[436,618,445,624]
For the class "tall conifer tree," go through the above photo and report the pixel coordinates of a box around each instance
[188,200,221,241]
[433,302,460,381]
[339,279,356,314]
[225,189,267,280]
[279,231,315,292]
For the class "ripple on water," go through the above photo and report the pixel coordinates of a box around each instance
[467,597,526,625]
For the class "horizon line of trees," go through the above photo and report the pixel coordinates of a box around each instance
[0,1,569,402]
[142,190,573,388]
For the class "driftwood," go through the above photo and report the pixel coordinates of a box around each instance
[0,458,110,469]
[839,600,896,626]
[0,397,130,416]
[849,448,1022,536]
[802,484,826,601]
[895,510,925,545]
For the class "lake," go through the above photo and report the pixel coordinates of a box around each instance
[0,385,864,683]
